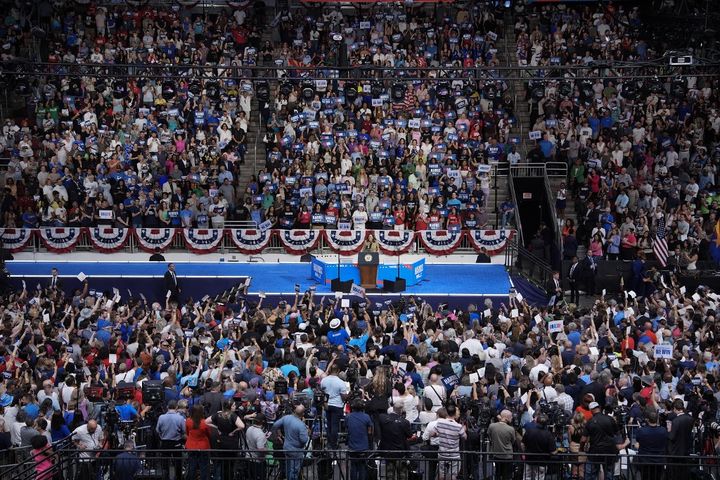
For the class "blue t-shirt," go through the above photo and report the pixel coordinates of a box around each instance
[280,364,301,378]
[327,328,350,347]
[116,403,139,421]
[348,333,370,353]
[321,375,349,408]
[346,411,373,451]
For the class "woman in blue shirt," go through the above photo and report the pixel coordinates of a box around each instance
[50,411,71,443]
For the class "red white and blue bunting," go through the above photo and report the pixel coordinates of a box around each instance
[135,228,176,253]
[88,227,129,253]
[323,230,369,256]
[375,230,415,255]
[278,229,321,254]
[0,228,34,253]
[39,227,83,253]
[11,228,516,256]
[416,230,464,255]
[229,229,274,255]
[182,229,224,254]
[467,229,515,255]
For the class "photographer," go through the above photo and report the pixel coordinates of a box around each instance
[521,413,557,480]
[585,402,627,480]
[346,399,374,480]
[634,410,667,480]
[271,403,310,480]
[488,409,517,480]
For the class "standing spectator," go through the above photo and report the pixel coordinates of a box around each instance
[585,403,624,480]
[521,414,557,480]
[30,435,53,480]
[667,399,693,477]
[155,400,186,479]
[634,411,667,480]
[272,404,310,480]
[488,410,517,480]
[346,400,374,480]
[185,405,212,480]
[114,440,142,480]
[433,404,466,480]
[321,364,349,450]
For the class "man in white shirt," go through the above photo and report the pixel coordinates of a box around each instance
[458,330,484,359]
[320,364,348,450]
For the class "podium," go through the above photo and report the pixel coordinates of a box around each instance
[358,252,379,289]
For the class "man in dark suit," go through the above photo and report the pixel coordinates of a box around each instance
[567,257,581,304]
[668,399,694,478]
[48,267,63,291]
[475,247,491,263]
[546,271,562,306]
[164,263,180,302]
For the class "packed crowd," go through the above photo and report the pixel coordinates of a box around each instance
[0,263,719,479]
[513,4,720,267]
[0,1,525,233]
[0,1,265,230]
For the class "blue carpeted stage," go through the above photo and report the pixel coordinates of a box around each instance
[5,261,512,308]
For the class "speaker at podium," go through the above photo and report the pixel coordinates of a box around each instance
[358,252,379,289]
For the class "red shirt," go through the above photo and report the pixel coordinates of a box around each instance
[185,419,211,450]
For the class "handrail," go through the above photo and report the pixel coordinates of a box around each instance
[253,106,261,177]
[543,169,563,259]
[507,167,524,248]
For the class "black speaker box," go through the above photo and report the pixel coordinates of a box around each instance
[300,253,313,263]
[383,278,406,293]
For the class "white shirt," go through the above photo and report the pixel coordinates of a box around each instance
[73,424,103,457]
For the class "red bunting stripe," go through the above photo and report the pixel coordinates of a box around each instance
[0,228,34,253]
[229,229,274,255]
[87,227,129,253]
[38,227,83,253]
[277,229,321,254]
[416,230,464,255]
[324,230,369,256]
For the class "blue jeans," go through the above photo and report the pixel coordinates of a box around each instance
[285,451,303,480]
[326,406,344,450]
[186,451,209,480]
[501,211,514,228]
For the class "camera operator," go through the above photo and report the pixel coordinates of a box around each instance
[521,413,557,480]
[667,398,693,476]
[155,400,186,479]
[271,403,310,480]
[346,399,374,480]
[634,410,667,480]
[320,363,349,450]
[378,403,415,480]
[488,409,517,480]
[584,402,627,480]
[245,413,268,480]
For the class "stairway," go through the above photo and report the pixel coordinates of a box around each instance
[501,12,531,159]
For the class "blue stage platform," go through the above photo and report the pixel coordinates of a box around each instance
[6,261,512,308]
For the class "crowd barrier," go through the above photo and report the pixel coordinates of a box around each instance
[4,447,717,480]
[0,227,515,257]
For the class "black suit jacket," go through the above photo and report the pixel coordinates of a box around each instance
[47,276,63,290]
[164,270,179,296]
[546,278,561,300]
[568,262,580,282]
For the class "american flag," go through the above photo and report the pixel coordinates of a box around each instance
[653,215,668,267]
